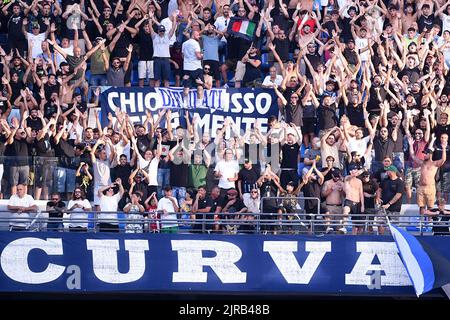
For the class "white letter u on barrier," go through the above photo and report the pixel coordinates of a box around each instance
[86,239,149,284]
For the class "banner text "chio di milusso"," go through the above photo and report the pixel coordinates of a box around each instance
[100,87,279,138]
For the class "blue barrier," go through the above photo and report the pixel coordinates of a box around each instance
[1,233,449,295]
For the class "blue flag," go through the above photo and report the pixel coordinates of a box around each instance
[389,222,450,298]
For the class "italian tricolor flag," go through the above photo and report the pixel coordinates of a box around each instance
[229,17,256,40]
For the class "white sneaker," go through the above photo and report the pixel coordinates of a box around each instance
[338,227,347,234]
[326,227,334,234]
[223,83,229,88]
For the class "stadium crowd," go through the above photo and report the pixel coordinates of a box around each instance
[0,0,450,234]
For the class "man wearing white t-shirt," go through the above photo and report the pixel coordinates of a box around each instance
[214,148,240,194]
[97,178,125,232]
[262,66,284,88]
[23,21,50,59]
[182,30,204,107]
[67,187,92,231]
[7,184,38,231]
[157,185,179,233]
[347,128,371,159]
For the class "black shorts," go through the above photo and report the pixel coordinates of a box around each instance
[225,59,238,71]
[344,199,361,214]
[203,60,220,80]
[183,69,204,88]
[302,118,316,134]
[344,199,364,224]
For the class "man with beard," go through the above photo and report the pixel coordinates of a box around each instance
[318,95,339,133]
[68,188,92,232]
[366,74,387,115]
[191,185,213,233]
[372,126,397,176]
[408,136,448,216]
[25,108,44,131]
[201,24,222,88]
[435,112,450,140]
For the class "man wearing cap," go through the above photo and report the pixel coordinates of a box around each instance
[375,165,404,235]
[342,165,364,234]
[408,135,448,215]
[151,12,179,87]
[22,18,50,59]
[322,168,344,233]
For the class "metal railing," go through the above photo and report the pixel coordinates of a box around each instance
[0,210,448,235]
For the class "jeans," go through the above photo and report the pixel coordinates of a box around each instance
[157,168,170,197]
[53,167,76,193]
[392,152,405,173]
[89,74,108,86]
[47,222,64,232]
[172,186,186,207]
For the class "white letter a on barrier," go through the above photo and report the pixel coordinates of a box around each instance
[264,241,331,284]
[86,239,149,284]
[172,240,247,283]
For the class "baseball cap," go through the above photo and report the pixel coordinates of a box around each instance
[287,181,296,187]
[158,25,166,32]
[331,168,341,178]
[348,163,361,172]
[423,149,433,154]
[385,165,398,173]
[361,170,370,177]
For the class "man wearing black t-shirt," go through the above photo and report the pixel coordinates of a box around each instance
[280,124,302,189]
[168,144,190,207]
[136,20,154,87]
[46,192,66,232]
[5,123,32,195]
[377,166,404,235]
[3,2,28,56]
[238,159,259,198]
[192,186,214,233]
[318,95,338,133]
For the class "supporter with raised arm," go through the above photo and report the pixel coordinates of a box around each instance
[97,178,125,232]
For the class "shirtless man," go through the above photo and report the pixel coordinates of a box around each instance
[408,135,447,215]
[342,165,365,234]
[322,168,344,233]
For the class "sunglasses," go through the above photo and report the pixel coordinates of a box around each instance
[251,191,258,194]
[51,198,59,201]
[204,67,210,70]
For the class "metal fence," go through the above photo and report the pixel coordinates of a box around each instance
[0,210,448,235]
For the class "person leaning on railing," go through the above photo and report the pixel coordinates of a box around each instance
[7,183,38,231]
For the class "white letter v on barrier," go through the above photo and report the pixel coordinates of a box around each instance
[264,241,331,284]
